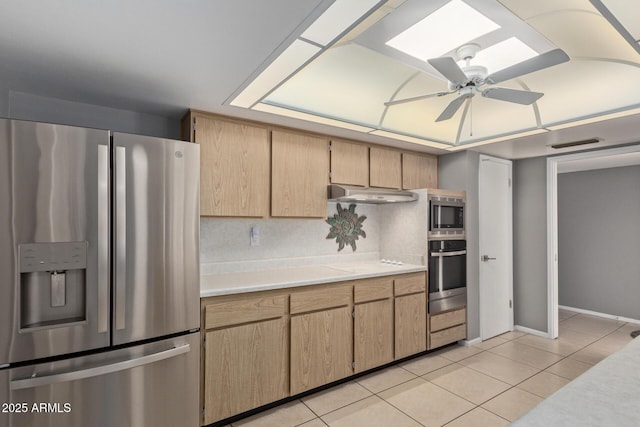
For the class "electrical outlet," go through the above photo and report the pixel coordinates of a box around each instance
[250,225,260,247]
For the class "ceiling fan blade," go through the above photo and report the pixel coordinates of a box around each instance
[482,87,543,105]
[436,94,470,122]
[384,91,453,107]
[428,57,468,86]
[485,49,570,84]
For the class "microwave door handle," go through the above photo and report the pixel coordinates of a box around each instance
[115,146,126,331]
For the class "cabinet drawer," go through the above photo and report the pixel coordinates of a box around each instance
[290,285,352,314]
[430,307,466,332]
[394,272,426,296]
[429,324,466,349]
[205,295,287,329]
[354,277,393,303]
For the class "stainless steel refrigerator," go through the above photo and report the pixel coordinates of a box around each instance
[0,119,200,427]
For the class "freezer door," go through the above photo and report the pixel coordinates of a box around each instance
[112,133,200,345]
[0,333,199,427]
[0,119,110,365]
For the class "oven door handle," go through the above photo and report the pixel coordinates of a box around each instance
[430,250,467,257]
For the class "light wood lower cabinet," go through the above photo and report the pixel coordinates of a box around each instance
[290,306,353,394]
[204,318,288,424]
[201,273,431,424]
[353,278,394,372]
[202,295,289,425]
[394,273,427,359]
[290,285,353,394]
[428,306,467,350]
[395,292,427,358]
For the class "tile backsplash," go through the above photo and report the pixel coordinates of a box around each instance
[200,193,430,275]
[200,202,380,275]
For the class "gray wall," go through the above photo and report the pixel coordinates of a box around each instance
[439,151,481,340]
[513,157,548,332]
[558,166,640,319]
[2,90,180,139]
[0,86,8,117]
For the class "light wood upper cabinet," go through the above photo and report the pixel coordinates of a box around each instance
[195,115,269,217]
[330,140,369,186]
[370,146,401,189]
[402,152,438,190]
[271,130,329,218]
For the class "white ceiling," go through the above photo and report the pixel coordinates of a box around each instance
[1,0,640,159]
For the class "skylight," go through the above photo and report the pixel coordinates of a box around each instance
[468,37,537,74]
[385,0,500,61]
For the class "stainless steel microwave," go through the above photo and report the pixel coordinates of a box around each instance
[429,195,465,238]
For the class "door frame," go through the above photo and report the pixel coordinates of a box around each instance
[546,144,640,339]
[479,154,514,340]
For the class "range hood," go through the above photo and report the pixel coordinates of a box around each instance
[328,184,418,204]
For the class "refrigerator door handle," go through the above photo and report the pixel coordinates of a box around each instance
[10,343,191,390]
[97,144,109,333]
[115,146,127,331]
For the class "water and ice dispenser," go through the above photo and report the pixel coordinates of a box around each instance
[19,242,88,331]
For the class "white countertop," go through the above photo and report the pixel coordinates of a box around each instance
[200,261,427,297]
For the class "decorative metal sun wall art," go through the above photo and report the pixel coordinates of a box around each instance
[326,203,367,252]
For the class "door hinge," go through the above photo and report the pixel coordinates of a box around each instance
[352,361,355,370]
[352,310,355,319]
[328,143,332,152]
[202,336,206,349]
[509,299,512,309]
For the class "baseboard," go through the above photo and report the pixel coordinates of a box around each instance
[559,305,640,325]
[515,325,550,338]
[459,337,481,347]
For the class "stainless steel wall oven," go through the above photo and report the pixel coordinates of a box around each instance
[428,239,467,314]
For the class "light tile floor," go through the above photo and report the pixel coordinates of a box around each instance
[226,310,637,427]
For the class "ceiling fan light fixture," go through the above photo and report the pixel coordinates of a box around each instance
[385,0,500,61]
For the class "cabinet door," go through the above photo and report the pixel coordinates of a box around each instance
[196,116,269,217]
[330,140,369,186]
[272,130,329,217]
[354,299,394,372]
[402,152,438,189]
[395,293,427,359]
[204,318,289,424]
[370,147,401,189]
[290,307,353,394]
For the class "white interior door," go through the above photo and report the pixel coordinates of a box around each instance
[479,155,513,340]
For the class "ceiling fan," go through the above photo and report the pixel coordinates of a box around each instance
[385,44,570,122]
